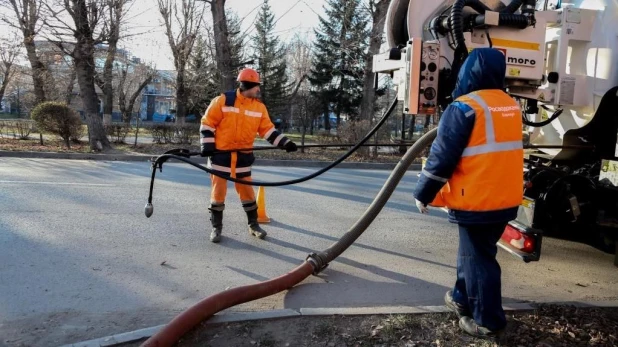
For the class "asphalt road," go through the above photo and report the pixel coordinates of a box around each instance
[0,158,616,347]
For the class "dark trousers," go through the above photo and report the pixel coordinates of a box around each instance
[452,223,507,331]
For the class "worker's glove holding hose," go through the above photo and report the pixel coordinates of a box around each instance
[415,199,429,214]
[200,140,216,157]
[283,141,298,153]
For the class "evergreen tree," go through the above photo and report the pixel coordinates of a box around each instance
[251,0,291,118]
[308,0,368,130]
[228,11,246,73]
[186,11,246,116]
[186,35,218,116]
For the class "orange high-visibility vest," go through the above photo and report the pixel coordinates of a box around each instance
[429,89,523,211]
[201,90,279,151]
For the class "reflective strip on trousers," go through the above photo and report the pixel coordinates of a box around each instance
[210,164,252,173]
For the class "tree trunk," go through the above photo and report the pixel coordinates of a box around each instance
[65,67,77,105]
[408,114,416,140]
[134,112,140,147]
[0,65,10,104]
[126,76,152,123]
[23,38,47,104]
[74,40,111,151]
[323,106,330,131]
[175,68,187,123]
[360,0,391,122]
[210,0,235,91]
[101,39,118,125]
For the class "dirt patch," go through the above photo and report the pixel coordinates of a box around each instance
[118,305,617,347]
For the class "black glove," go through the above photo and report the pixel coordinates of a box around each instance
[284,141,297,153]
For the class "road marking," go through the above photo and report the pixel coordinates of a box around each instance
[0,180,114,187]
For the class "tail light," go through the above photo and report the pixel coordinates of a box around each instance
[502,224,535,253]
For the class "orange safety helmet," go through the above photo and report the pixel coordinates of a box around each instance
[237,68,261,84]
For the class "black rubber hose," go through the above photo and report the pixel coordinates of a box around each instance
[448,0,492,60]
[523,108,563,127]
[464,0,492,13]
[450,0,524,52]
[474,13,530,28]
[147,97,398,192]
[308,127,438,271]
[449,0,468,54]
[501,0,523,14]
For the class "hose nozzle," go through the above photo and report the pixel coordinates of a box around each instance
[145,203,154,218]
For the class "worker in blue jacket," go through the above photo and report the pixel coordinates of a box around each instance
[413,48,524,338]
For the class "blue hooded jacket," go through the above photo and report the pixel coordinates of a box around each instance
[413,48,518,224]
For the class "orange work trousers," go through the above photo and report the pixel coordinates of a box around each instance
[210,174,256,205]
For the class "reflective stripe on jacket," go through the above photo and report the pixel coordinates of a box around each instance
[199,89,289,178]
[413,48,524,224]
[428,89,523,211]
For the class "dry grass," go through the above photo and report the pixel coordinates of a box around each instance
[0,137,92,153]
[118,305,618,347]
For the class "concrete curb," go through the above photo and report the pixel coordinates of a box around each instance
[0,151,422,171]
[60,300,618,347]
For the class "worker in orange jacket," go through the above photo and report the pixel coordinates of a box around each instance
[200,68,297,243]
[413,48,523,338]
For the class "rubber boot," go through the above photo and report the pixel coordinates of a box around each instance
[246,209,267,239]
[209,206,224,243]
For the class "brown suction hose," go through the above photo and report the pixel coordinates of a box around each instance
[141,128,439,347]
[142,262,314,347]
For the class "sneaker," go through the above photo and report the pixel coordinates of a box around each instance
[444,291,471,317]
[458,316,504,339]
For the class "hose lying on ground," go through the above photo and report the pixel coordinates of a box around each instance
[141,127,439,347]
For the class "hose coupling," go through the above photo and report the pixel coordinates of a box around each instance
[306,253,329,275]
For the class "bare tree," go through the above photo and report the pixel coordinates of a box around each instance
[293,91,321,153]
[40,0,114,151]
[186,32,219,116]
[359,0,390,122]
[63,60,77,105]
[0,0,52,104]
[0,35,20,108]
[117,61,153,123]
[95,0,133,125]
[197,0,234,91]
[157,0,205,124]
[4,65,35,117]
[287,34,319,150]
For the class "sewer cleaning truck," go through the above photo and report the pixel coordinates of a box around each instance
[373,0,618,265]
